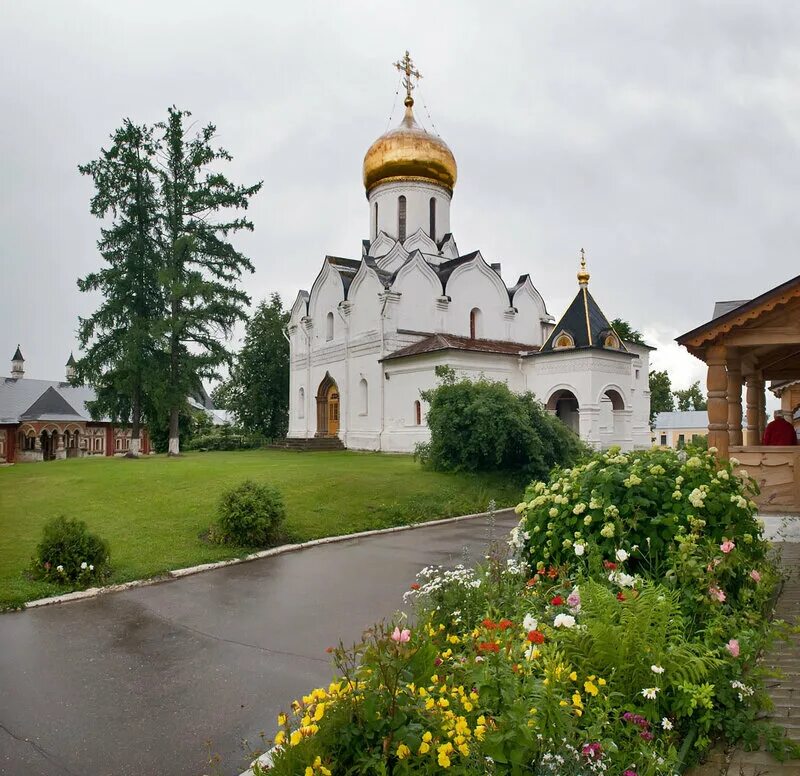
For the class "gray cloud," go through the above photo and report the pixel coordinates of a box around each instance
[1,0,797,406]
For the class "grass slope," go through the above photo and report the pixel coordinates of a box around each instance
[0,450,520,607]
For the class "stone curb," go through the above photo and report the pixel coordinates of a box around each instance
[21,508,515,611]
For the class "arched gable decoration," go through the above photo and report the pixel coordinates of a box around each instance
[369,231,397,259]
[438,234,459,259]
[390,250,442,296]
[375,241,410,273]
[348,258,385,301]
[511,275,549,318]
[403,227,438,256]
[308,259,346,319]
[289,290,310,322]
[445,252,510,307]
[553,330,575,350]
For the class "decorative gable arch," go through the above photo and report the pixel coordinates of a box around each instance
[369,231,397,259]
[403,227,438,255]
[376,241,410,273]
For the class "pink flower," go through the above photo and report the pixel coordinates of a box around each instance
[709,585,726,603]
[750,569,761,583]
[391,627,411,643]
[726,638,740,658]
[567,592,581,608]
[720,540,735,554]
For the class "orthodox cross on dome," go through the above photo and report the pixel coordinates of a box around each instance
[393,50,422,107]
[577,247,590,286]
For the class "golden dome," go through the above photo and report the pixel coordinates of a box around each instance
[363,99,457,194]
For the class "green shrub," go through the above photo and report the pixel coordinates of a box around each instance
[416,370,586,480]
[216,479,286,546]
[33,516,110,584]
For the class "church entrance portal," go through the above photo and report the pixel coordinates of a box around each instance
[315,373,340,437]
[40,430,57,461]
[546,389,580,435]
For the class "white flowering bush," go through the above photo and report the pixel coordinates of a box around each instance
[516,447,765,573]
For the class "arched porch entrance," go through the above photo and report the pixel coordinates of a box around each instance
[599,388,627,447]
[40,429,58,461]
[315,373,340,437]
[546,389,580,435]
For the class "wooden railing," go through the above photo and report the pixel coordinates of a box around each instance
[729,445,800,514]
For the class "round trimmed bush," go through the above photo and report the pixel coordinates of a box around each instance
[216,479,286,547]
[35,516,110,584]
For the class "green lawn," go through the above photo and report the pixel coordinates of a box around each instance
[0,450,522,608]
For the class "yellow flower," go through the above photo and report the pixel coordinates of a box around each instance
[584,680,599,696]
[463,700,473,712]
[477,715,486,726]
[474,725,486,741]
[458,743,470,757]
[419,687,428,697]
[598,677,607,686]
[437,697,449,708]
[448,634,460,644]
[273,730,285,746]
[319,768,331,776]
[422,731,433,743]
[418,741,430,754]
[290,730,303,747]
[572,693,583,708]
[559,700,569,707]
[569,671,578,681]
[425,698,435,710]
[314,703,326,721]
[305,767,314,776]
[396,743,411,759]
[438,753,451,767]
[313,757,322,768]
[469,691,479,702]
[277,713,287,726]
[301,714,311,726]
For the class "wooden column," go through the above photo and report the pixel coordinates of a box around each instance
[706,344,729,459]
[745,374,761,446]
[727,354,743,446]
[757,374,767,441]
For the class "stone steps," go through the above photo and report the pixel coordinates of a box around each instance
[269,437,346,452]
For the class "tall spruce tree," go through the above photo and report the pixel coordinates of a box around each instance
[213,294,290,439]
[156,107,262,455]
[76,120,163,457]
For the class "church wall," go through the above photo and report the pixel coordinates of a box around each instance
[368,180,451,243]
[308,268,345,348]
[445,265,512,341]
[511,288,548,346]
[347,271,384,339]
[391,262,442,334]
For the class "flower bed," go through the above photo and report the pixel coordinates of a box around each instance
[256,449,798,775]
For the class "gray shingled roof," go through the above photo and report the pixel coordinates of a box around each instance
[0,377,105,424]
[19,386,85,422]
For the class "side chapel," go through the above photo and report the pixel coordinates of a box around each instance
[286,53,652,453]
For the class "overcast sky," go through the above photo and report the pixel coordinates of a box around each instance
[2,1,797,407]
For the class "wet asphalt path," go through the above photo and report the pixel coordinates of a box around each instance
[0,512,518,776]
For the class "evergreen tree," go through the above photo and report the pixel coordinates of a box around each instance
[155,107,262,455]
[674,380,708,411]
[649,369,675,425]
[610,317,646,345]
[213,294,290,439]
[76,120,163,457]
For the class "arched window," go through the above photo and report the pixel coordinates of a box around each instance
[414,400,422,426]
[553,331,575,350]
[359,378,368,415]
[298,387,305,418]
[429,197,436,241]
[326,311,334,341]
[374,202,378,238]
[398,195,407,241]
[469,307,482,339]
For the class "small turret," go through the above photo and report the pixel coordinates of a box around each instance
[11,345,24,378]
[66,353,77,382]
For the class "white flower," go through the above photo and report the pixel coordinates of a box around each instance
[523,614,538,632]
[600,522,615,538]
[688,488,706,508]
[89,564,94,571]
[729,457,740,466]
[553,613,576,629]
[661,717,673,730]
[80,562,88,570]
[615,549,629,562]
[651,665,665,674]
[572,502,586,515]
[641,687,660,700]
[574,543,585,557]
[56,565,64,572]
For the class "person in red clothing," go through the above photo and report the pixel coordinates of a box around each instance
[762,410,798,446]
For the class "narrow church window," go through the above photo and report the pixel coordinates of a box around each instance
[298,388,305,418]
[374,202,378,237]
[326,312,334,341]
[469,307,482,339]
[398,195,407,241]
[360,378,368,415]
[429,197,436,241]
[414,400,422,425]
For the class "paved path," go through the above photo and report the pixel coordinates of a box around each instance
[688,541,800,776]
[0,512,517,776]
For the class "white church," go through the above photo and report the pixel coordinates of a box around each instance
[287,53,652,453]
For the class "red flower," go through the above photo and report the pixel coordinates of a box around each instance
[616,592,626,602]
[497,619,514,631]
[481,618,497,630]
[526,577,539,587]
[478,641,500,653]
[325,646,334,653]
[527,630,545,644]
[550,595,564,606]
[603,560,617,570]
[547,566,559,579]
[409,583,420,590]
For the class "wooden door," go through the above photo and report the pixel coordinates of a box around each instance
[327,385,340,436]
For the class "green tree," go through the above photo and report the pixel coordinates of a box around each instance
[417,372,586,480]
[213,294,290,439]
[610,317,646,345]
[156,107,262,455]
[649,369,674,426]
[76,119,163,457]
[674,380,708,411]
